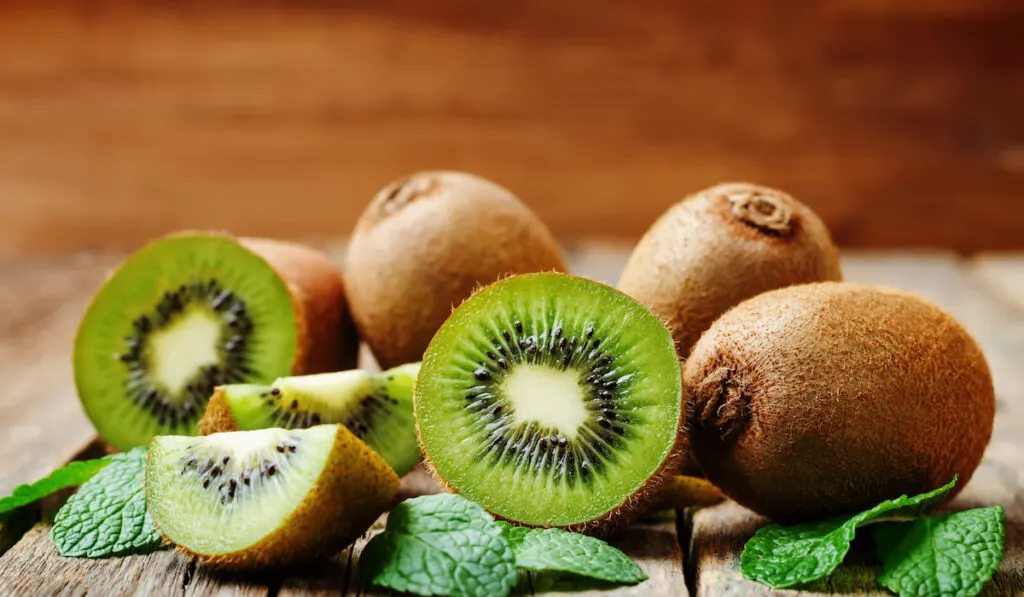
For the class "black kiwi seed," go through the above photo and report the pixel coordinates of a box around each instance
[474,368,491,381]
[514,321,523,334]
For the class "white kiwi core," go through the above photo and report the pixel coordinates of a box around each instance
[148,308,223,398]
[502,364,589,438]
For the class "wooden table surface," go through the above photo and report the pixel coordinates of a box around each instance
[0,243,1021,596]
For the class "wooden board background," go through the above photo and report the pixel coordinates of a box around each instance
[1,0,1023,257]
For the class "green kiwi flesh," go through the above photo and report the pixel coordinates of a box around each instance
[146,424,400,569]
[416,272,683,533]
[75,234,299,451]
[202,364,421,476]
[685,282,995,524]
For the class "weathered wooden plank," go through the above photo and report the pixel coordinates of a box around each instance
[689,253,1024,595]
[0,256,115,497]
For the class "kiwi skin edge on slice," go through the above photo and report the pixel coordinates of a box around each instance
[416,272,685,536]
[199,363,421,476]
[73,232,359,452]
[146,424,400,570]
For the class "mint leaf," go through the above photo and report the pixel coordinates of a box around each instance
[506,526,647,585]
[494,521,532,551]
[742,477,957,588]
[0,457,113,515]
[874,507,1004,597]
[360,494,517,597]
[52,448,163,557]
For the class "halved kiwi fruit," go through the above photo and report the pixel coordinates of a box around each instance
[200,363,420,476]
[416,272,683,534]
[74,232,358,451]
[146,424,399,570]
[345,171,567,369]
[685,282,995,524]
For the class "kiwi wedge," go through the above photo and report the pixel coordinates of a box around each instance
[200,363,420,476]
[345,171,567,369]
[416,272,683,534]
[685,282,995,524]
[74,233,358,451]
[147,424,399,570]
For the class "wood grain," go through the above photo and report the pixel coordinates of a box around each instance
[0,256,117,497]
[689,253,1024,595]
[0,2,1022,257]
[3,248,1024,595]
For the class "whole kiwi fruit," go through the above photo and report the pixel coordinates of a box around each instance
[685,282,995,524]
[618,182,842,360]
[345,171,567,369]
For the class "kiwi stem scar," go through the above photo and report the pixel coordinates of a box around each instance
[694,367,749,442]
[726,189,794,235]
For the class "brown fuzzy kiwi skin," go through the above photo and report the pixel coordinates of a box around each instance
[344,171,567,369]
[618,182,842,361]
[684,282,995,525]
[147,425,400,571]
[413,273,686,537]
[197,387,240,435]
[242,237,359,374]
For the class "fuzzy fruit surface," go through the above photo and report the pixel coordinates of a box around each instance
[685,282,995,524]
[345,171,566,369]
[619,182,841,360]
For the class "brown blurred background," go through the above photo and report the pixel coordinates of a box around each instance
[1,0,1022,257]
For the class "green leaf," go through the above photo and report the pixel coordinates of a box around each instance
[741,477,957,588]
[874,507,1005,597]
[359,494,517,597]
[505,527,647,585]
[51,448,163,558]
[494,521,532,551]
[0,457,113,515]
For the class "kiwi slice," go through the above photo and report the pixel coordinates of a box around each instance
[416,272,683,534]
[200,363,421,476]
[74,233,358,451]
[147,424,400,570]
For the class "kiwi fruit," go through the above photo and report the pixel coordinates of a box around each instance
[416,272,684,535]
[618,182,842,360]
[345,171,567,369]
[74,232,358,451]
[146,424,399,570]
[684,282,995,524]
[200,363,420,476]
